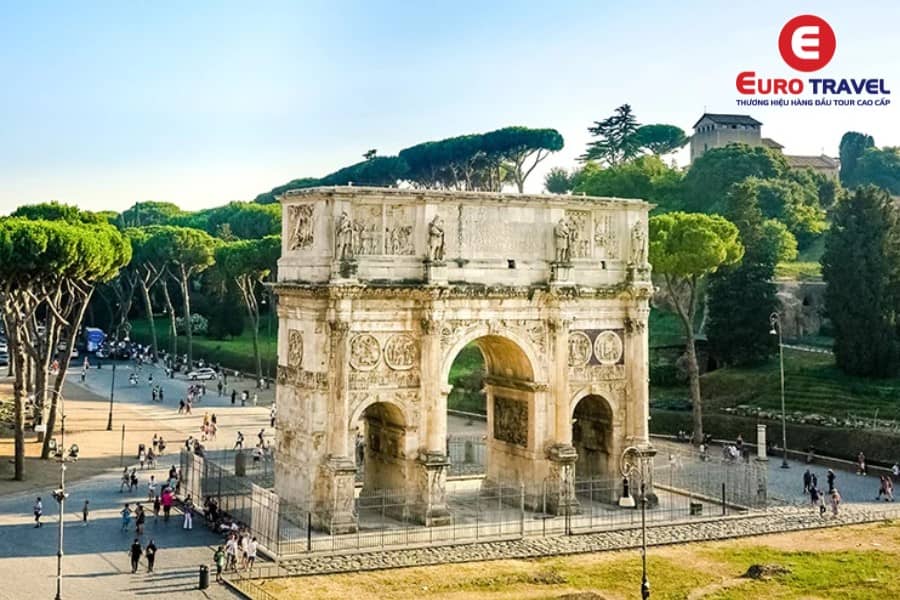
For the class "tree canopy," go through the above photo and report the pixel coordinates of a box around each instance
[573,155,683,210]
[839,131,875,187]
[681,143,788,214]
[633,124,689,156]
[855,147,900,195]
[649,211,743,442]
[580,104,641,165]
[120,201,184,228]
[822,186,900,377]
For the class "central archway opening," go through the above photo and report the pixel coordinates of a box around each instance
[445,335,535,486]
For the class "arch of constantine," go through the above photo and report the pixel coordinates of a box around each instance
[273,186,654,533]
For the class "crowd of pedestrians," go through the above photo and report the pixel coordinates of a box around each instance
[33,354,275,582]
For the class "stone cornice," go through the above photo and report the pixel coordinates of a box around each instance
[279,185,653,209]
[273,281,646,302]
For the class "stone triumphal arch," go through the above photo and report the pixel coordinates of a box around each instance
[273,186,653,532]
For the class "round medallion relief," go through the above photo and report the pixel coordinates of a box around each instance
[568,331,592,367]
[349,334,381,371]
[383,334,417,370]
[594,330,623,365]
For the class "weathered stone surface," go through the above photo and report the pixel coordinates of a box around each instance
[274,187,654,530]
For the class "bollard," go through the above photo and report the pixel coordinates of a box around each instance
[721,482,726,515]
[198,565,209,589]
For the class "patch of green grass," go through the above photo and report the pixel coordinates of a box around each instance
[704,546,900,599]
[775,261,822,280]
[700,347,900,421]
[129,318,277,374]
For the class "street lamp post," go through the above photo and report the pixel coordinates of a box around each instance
[45,388,68,600]
[769,312,790,469]
[106,362,116,431]
[621,446,651,600]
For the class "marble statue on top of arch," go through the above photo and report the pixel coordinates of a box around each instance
[631,220,647,266]
[427,215,445,262]
[554,218,572,263]
[336,211,355,260]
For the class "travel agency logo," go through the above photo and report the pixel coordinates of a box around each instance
[735,14,891,108]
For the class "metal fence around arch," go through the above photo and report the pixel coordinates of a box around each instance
[181,444,766,560]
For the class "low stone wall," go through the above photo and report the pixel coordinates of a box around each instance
[267,505,898,577]
[651,409,900,466]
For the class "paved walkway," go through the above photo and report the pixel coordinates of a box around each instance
[0,361,275,599]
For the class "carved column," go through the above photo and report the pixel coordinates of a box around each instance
[316,319,357,533]
[416,317,451,526]
[625,310,650,445]
[546,317,578,515]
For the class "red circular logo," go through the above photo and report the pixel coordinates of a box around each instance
[778,15,836,72]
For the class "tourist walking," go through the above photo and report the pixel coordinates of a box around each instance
[214,546,226,582]
[830,489,842,516]
[802,469,812,494]
[148,476,157,501]
[138,447,146,470]
[257,428,265,446]
[152,434,159,452]
[183,495,194,530]
[809,485,820,510]
[826,469,836,493]
[33,497,43,528]
[231,389,236,405]
[121,504,133,531]
[144,539,157,572]
[129,538,143,573]
[857,452,868,475]
[135,504,146,535]
[247,537,258,569]
[161,488,173,522]
[82,499,90,525]
[877,475,895,502]
[153,494,161,519]
[893,462,900,483]
[270,405,276,428]
[120,467,130,492]
[130,468,138,491]
[234,431,244,450]
[225,535,238,571]
[159,388,164,402]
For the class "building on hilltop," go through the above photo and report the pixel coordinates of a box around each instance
[783,154,840,178]
[690,112,839,178]
[690,113,762,162]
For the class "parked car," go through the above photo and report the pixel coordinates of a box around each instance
[186,367,217,381]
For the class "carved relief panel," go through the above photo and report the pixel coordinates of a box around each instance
[356,204,384,256]
[565,209,591,259]
[288,329,303,368]
[493,396,528,447]
[287,204,315,251]
[385,204,415,256]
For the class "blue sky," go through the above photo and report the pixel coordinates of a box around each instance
[1,1,898,213]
